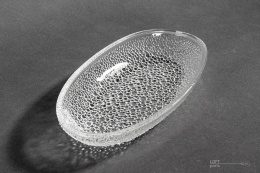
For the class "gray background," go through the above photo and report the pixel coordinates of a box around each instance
[1,0,260,172]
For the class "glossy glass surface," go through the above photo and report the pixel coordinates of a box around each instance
[56,30,207,146]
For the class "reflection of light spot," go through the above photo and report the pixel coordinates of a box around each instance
[97,62,129,81]
[175,31,185,37]
[152,33,162,37]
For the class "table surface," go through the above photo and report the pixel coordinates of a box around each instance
[1,0,260,173]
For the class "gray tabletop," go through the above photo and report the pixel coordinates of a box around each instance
[1,0,260,173]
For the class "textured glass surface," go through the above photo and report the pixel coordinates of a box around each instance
[56,30,207,146]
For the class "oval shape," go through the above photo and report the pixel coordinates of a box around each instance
[56,29,207,146]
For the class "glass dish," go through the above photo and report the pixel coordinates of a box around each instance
[56,29,207,146]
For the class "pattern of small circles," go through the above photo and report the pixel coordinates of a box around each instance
[62,34,201,134]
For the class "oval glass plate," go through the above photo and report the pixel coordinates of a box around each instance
[56,29,207,146]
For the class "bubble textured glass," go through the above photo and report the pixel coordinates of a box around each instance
[56,29,207,146]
